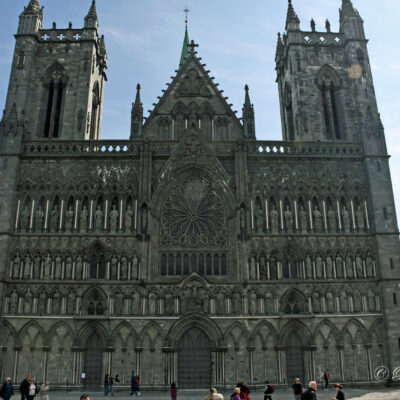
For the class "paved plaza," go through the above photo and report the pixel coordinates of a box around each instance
[38,387,400,400]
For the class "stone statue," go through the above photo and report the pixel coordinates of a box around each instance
[299,205,307,233]
[132,253,139,280]
[80,205,89,232]
[132,292,141,315]
[110,204,119,233]
[141,207,148,234]
[125,204,133,232]
[38,292,46,314]
[67,292,76,314]
[65,255,73,279]
[345,254,353,278]
[368,289,376,311]
[10,289,18,314]
[255,204,264,233]
[55,253,62,279]
[35,205,45,232]
[312,292,321,313]
[328,206,337,233]
[95,205,103,232]
[336,254,344,278]
[110,253,118,280]
[326,291,335,313]
[315,256,323,279]
[249,254,257,280]
[75,254,83,280]
[340,290,348,312]
[248,291,258,315]
[353,289,362,312]
[52,292,60,314]
[265,293,274,314]
[33,253,41,279]
[24,289,32,314]
[326,255,333,278]
[65,206,74,231]
[341,206,351,233]
[20,205,30,232]
[232,292,242,314]
[356,253,364,277]
[269,257,278,280]
[23,253,31,279]
[366,254,374,277]
[120,254,128,280]
[305,254,313,279]
[284,205,294,233]
[325,19,331,33]
[50,205,59,232]
[164,291,173,315]
[270,204,279,234]
[115,292,124,315]
[356,206,365,232]
[259,255,267,280]
[12,252,21,279]
[313,205,322,232]
[310,18,316,32]
[216,291,225,314]
[44,253,52,280]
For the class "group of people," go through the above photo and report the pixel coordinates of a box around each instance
[290,378,345,400]
[0,376,49,400]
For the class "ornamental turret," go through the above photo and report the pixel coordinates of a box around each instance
[131,84,143,139]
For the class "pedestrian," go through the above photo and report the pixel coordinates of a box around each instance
[39,381,49,400]
[211,388,223,400]
[322,369,329,390]
[292,378,303,400]
[233,388,241,400]
[241,382,251,400]
[0,377,14,400]
[264,381,274,400]
[332,384,344,400]
[301,381,317,400]
[80,395,90,400]
[108,373,114,397]
[20,376,30,400]
[130,372,135,396]
[171,382,177,400]
[104,373,109,396]
[27,378,38,400]
[132,375,140,397]
[115,375,120,384]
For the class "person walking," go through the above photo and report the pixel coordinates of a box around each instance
[130,372,135,396]
[241,382,251,400]
[27,378,38,400]
[171,382,177,400]
[104,373,109,396]
[332,384,344,400]
[39,382,49,400]
[0,378,14,400]
[292,378,303,400]
[108,373,114,397]
[131,375,140,397]
[301,381,317,400]
[264,381,274,400]
[20,376,30,400]
[211,388,223,400]
[322,369,330,390]
[233,388,241,400]
[80,395,90,400]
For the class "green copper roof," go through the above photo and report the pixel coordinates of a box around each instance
[179,26,190,68]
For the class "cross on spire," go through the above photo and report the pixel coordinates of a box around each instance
[188,40,199,53]
[184,7,190,27]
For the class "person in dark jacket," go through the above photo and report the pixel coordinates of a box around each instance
[132,375,140,397]
[301,381,317,400]
[332,384,344,400]
[19,376,30,400]
[0,378,14,400]
[104,373,109,396]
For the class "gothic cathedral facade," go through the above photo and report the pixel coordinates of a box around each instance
[0,0,399,390]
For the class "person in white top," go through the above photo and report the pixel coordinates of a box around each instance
[27,378,37,400]
[39,381,49,400]
[205,388,224,400]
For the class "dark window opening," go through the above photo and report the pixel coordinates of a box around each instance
[383,207,388,220]
[390,258,394,270]
[330,85,340,139]
[394,293,397,306]
[44,82,54,138]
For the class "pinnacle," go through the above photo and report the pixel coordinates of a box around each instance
[244,85,252,107]
[135,84,142,104]
[87,0,98,19]
[341,0,358,16]
[179,26,190,67]
[24,0,41,13]
[285,0,300,31]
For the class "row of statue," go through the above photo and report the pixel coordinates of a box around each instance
[5,286,379,316]
[250,201,366,234]
[18,201,148,234]
[10,252,140,280]
[248,252,375,280]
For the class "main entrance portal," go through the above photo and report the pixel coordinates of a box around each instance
[84,332,103,390]
[286,332,305,384]
[178,327,211,388]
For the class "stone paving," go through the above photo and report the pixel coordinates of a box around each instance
[37,387,400,400]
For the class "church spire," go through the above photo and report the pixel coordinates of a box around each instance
[179,8,190,67]
[84,0,99,29]
[23,0,41,13]
[340,0,364,39]
[130,84,143,139]
[341,0,358,16]
[285,0,300,32]
[18,0,42,34]
[275,32,284,62]
[243,85,255,138]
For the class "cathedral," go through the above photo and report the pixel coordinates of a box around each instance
[0,0,399,390]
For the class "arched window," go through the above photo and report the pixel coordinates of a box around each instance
[43,63,67,138]
[284,84,295,141]
[317,66,342,140]
[90,82,100,139]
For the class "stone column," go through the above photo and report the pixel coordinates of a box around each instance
[309,345,317,381]
[71,346,82,385]
[247,346,255,384]
[213,347,226,386]
[105,347,114,373]
[13,346,22,382]
[43,346,51,382]
[275,345,285,383]
[134,347,143,376]
[337,345,344,381]
[163,348,177,385]
[365,344,373,381]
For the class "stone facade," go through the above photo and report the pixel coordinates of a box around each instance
[0,0,399,390]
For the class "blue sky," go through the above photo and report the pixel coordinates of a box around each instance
[0,0,399,223]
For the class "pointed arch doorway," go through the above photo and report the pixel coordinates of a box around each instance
[178,327,211,388]
[84,332,103,390]
[286,332,305,385]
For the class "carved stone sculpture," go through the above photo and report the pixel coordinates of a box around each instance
[328,206,336,232]
[270,204,279,234]
[345,254,353,278]
[23,253,31,279]
[95,205,103,232]
[75,254,83,280]
[10,289,18,314]
[65,206,74,231]
[20,206,30,232]
[80,205,89,232]
[366,254,374,277]
[305,254,313,279]
[315,256,323,278]
[299,205,307,233]
[110,253,118,280]
[356,254,364,277]
[340,291,348,312]
[356,206,365,232]
[125,205,133,232]
[342,206,351,233]
[110,204,119,233]
[326,255,334,278]
[65,255,73,279]
[44,253,52,280]
[24,289,32,314]
[353,289,362,312]
[255,204,264,233]
[115,292,124,315]
[131,291,141,315]
[35,205,45,232]
[249,254,257,280]
[55,253,62,279]
[248,291,258,315]
[326,291,335,313]
[269,256,278,280]
[284,205,293,233]
[67,292,76,314]
[336,254,344,278]
[12,252,21,279]
[259,255,267,280]
[312,292,321,313]
[50,205,59,232]
[132,253,139,280]
[313,205,323,232]
[368,289,376,311]
[232,292,242,314]
[33,254,41,279]
[120,254,128,280]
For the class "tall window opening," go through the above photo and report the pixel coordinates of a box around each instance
[90,82,100,139]
[284,85,295,141]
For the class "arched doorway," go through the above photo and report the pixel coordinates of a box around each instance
[84,332,103,390]
[178,327,211,388]
[286,332,305,385]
